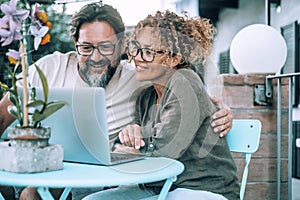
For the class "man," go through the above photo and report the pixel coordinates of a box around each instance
[0,3,232,199]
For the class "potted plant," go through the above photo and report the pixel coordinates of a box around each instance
[0,0,66,173]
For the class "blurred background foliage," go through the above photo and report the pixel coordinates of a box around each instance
[0,0,74,97]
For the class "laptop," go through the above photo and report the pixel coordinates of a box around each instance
[17,87,145,165]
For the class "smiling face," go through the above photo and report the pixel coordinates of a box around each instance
[132,27,178,84]
[75,21,122,87]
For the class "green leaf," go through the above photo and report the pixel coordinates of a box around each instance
[7,105,23,125]
[8,92,19,106]
[31,109,43,127]
[43,103,67,117]
[8,92,23,122]
[7,105,18,118]
[13,63,21,74]
[32,102,67,127]
[34,64,49,103]
[4,64,13,75]
[27,100,45,108]
[46,100,68,107]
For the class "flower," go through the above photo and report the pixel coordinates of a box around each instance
[40,33,50,45]
[0,0,52,49]
[0,17,23,46]
[0,0,66,128]
[35,10,48,24]
[0,0,29,45]
[0,0,29,29]
[0,82,9,90]
[44,21,52,29]
[6,49,21,64]
[30,24,48,50]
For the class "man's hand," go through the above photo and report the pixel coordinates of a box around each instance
[119,124,145,149]
[210,96,232,137]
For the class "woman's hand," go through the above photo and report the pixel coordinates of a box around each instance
[210,96,233,137]
[119,124,145,149]
[113,143,141,154]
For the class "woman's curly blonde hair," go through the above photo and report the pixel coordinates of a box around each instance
[128,10,216,79]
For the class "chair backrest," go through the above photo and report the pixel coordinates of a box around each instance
[226,119,262,200]
[296,138,300,148]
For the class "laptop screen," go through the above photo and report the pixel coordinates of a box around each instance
[19,87,112,165]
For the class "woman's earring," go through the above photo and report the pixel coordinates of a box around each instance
[127,55,133,63]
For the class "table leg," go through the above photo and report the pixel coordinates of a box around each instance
[59,187,72,200]
[157,176,177,200]
[37,187,54,200]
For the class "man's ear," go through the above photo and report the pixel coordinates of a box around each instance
[169,54,182,68]
[120,37,126,55]
[73,39,77,47]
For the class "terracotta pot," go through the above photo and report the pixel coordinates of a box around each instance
[7,127,51,148]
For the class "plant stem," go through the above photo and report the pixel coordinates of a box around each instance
[20,42,28,127]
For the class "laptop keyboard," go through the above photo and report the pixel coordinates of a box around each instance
[110,152,145,163]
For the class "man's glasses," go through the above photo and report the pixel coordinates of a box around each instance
[127,41,166,62]
[76,42,117,56]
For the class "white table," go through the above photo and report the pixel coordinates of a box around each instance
[0,157,184,200]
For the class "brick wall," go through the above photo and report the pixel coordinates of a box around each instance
[221,73,289,200]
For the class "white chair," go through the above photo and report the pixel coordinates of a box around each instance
[226,119,262,200]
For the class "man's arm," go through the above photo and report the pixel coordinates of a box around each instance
[0,93,16,136]
[210,96,232,137]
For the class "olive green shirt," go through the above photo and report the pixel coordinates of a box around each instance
[135,69,240,200]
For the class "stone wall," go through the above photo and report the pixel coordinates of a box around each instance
[221,73,289,200]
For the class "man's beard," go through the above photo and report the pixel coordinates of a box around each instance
[80,58,119,88]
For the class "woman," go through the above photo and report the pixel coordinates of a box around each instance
[83,10,239,200]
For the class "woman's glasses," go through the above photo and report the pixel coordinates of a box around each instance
[127,41,166,62]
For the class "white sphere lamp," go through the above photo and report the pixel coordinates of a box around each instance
[230,24,287,74]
